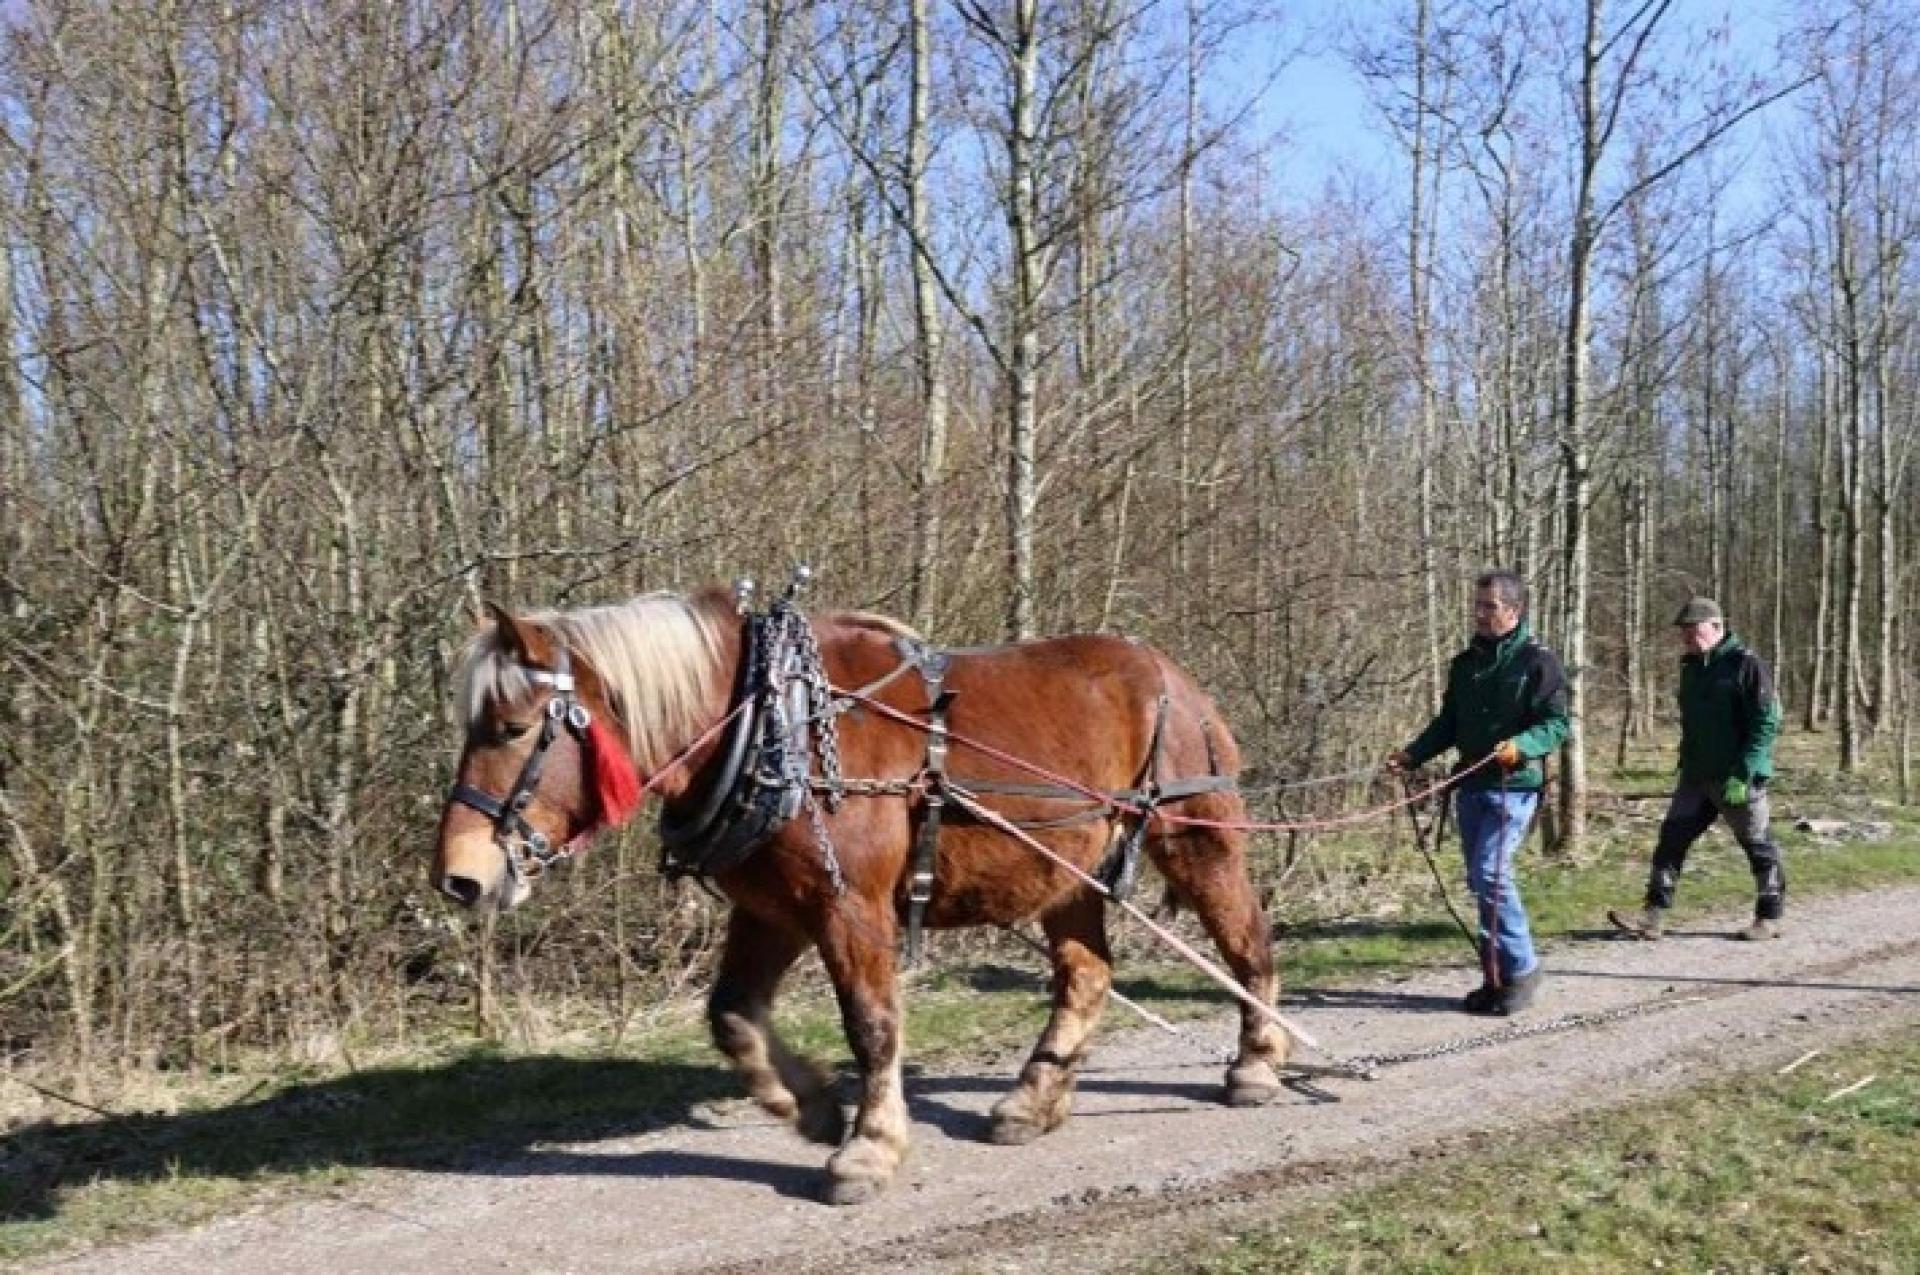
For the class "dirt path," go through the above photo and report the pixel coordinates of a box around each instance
[41,886,1920,1275]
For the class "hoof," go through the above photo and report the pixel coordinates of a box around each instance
[988,1088,1068,1144]
[823,1138,897,1205]
[821,1173,886,1206]
[988,1112,1047,1145]
[1226,1061,1283,1107]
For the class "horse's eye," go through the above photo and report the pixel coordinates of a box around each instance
[499,721,534,742]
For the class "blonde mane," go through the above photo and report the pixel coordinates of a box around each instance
[455,592,727,774]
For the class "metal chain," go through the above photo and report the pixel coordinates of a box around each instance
[768,593,847,893]
[1327,993,1714,1080]
[803,790,847,895]
[788,607,845,810]
[820,777,920,798]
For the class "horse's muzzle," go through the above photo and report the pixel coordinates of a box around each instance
[437,870,488,908]
[433,827,520,910]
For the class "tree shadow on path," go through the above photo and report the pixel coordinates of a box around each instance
[1,1053,749,1224]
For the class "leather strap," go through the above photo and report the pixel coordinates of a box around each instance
[903,645,953,965]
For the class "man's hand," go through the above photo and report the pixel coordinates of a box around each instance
[1722,776,1750,807]
[1493,740,1523,770]
[1384,749,1413,774]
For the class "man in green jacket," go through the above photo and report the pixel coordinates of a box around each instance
[1610,598,1785,942]
[1387,570,1570,1015]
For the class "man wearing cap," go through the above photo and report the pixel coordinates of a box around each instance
[1386,569,1569,1015]
[1610,598,1785,941]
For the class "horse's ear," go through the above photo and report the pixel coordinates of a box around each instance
[483,601,531,661]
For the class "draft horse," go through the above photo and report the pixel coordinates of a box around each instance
[431,585,1287,1204]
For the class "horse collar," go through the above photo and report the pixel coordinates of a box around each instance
[657,601,835,882]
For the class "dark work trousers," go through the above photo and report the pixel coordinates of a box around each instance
[1644,781,1786,920]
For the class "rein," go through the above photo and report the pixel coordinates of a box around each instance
[453,595,1491,922]
[837,688,1496,833]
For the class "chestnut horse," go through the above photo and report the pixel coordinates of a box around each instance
[431,586,1286,1204]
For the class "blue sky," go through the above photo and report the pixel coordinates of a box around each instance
[1241,0,1802,211]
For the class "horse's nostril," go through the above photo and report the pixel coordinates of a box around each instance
[440,874,485,908]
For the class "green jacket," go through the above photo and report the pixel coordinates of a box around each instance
[1678,633,1780,784]
[1403,622,1571,791]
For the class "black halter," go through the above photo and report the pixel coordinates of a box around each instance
[449,647,595,883]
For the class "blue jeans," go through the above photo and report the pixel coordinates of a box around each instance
[1454,789,1540,983]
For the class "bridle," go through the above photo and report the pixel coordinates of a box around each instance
[448,647,596,884]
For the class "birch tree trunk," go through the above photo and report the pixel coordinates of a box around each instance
[1005,0,1041,639]
[907,0,949,633]
[1408,0,1445,708]
[1554,0,1604,854]
[1836,195,1866,770]
[1808,340,1836,730]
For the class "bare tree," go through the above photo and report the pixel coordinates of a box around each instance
[1552,0,1805,847]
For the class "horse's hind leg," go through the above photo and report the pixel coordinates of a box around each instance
[708,909,845,1146]
[990,889,1111,1145]
[1151,821,1287,1106]
[814,899,909,1206]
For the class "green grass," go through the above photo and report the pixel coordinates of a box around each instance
[1168,1026,1920,1274]
[3,745,1914,1266]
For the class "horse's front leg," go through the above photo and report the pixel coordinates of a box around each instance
[815,901,909,1205]
[708,908,845,1146]
[990,889,1111,1144]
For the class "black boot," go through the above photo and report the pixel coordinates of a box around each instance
[1493,967,1544,1015]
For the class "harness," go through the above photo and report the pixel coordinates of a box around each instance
[658,585,842,883]
[898,640,952,964]
[889,637,1235,964]
[453,583,1238,967]
[447,648,595,884]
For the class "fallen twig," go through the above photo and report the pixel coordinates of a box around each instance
[1777,1048,1822,1075]
[1823,1075,1877,1103]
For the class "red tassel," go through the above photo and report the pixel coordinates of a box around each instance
[586,717,645,830]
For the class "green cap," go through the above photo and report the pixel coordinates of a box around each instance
[1672,597,1724,625]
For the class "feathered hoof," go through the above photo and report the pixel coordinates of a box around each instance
[822,1139,896,1206]
[988,1111,1047,1145]
[988,1088,1068,1144]
[821,1173,887,1206]
[1225,1061,1283,1107]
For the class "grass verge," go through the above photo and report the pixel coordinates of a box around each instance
[1168,1024,1920,1274]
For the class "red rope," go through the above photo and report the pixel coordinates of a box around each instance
[839,686,1500,833]
[638,701,750,797]
[945,785,1323,1051]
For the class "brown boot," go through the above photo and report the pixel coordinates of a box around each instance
[1609,906,1665,941]
[1736,917,1781,941]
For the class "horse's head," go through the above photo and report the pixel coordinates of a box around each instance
[432,605,644,911]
